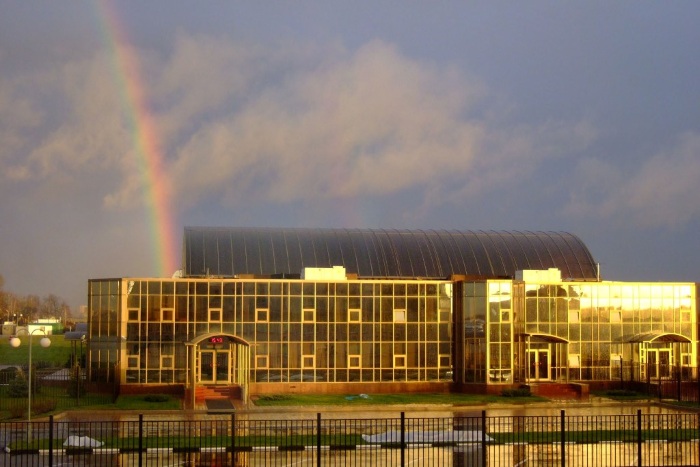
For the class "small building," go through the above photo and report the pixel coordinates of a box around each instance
[34,318,64,335]
[1,322,16,336]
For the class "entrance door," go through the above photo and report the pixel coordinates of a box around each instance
[199,350,230,384]
[647,349,672,380]
[215,351,230,383]
[200,351,214,383]
[528,349,550,381]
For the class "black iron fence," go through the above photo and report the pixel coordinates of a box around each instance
[1,410,698,466]
[608,363,700,403]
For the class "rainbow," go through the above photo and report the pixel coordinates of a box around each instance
[95,1,178,277]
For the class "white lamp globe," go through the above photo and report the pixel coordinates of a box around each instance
[9,337,20,348]
[40,337,51,348]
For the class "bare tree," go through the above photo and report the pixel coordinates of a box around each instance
[3,292,21,322]
[42,294,64,318]
[0,274,72,324]
[21,294,40,324]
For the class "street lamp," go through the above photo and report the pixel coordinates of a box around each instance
[10,329,51,442]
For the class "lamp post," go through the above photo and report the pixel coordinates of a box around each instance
[9,329,51,443]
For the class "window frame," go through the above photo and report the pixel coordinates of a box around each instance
[256,355,269,369]
[302,355,316,369]
[161,308,174,322]
[209,308,222,322]
[348,354,361,369]
[256,308,269,323]
[348,309,361,323]
[303,308,316,323]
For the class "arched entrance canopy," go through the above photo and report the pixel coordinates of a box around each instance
[518,332,569,383]
[186,332,251,409]
[620,332,691,344]
[518,332,569,344]
[187,332,250,347]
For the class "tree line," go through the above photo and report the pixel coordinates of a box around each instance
[0,274,73,326]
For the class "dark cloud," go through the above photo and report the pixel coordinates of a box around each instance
[1,2,699,310]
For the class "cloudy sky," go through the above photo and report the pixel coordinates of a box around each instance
[1,1,699,311]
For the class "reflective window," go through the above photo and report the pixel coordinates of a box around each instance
[467,279,697,386]
[102,278,454,385]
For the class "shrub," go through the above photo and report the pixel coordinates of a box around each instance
[67,369,86,398]
[144,394,170,403]
[9,404,27,419]
[257,394,289,402]
[501,387,532,397]
[7,374,29,398]
[34,361,53,370]
[604,389,639,398]
[32,399,57,415]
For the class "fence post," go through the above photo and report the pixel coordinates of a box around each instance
[560,410,566,467]
[138,413,143,467]
[48,414,53,467]
[481,410,487,467]
[317,413,322,467]
[400,411,405,467]
[637,409,642,467]
[231,412,236,467]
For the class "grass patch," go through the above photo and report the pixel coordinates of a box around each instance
[11,433,367,450]
[491,427,700,444]
[254,393,547,406]
[0,335,74,367]
[56,394,181,413]
[112,394,182,410]
[0,389,114,420]
[57,394,180,411]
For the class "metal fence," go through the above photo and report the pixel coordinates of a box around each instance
[609,363,700,403]
[1,410,699,466]
[0,367,112,418]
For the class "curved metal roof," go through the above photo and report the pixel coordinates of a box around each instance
[182,227,598,280]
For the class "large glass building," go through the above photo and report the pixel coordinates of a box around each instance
[87,228,697,403]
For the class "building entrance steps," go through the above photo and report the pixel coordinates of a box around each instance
[194,385,233,402]
[525,382,589,400]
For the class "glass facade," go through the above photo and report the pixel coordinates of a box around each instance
[461,280,697,385]
[88,272,697,395]
[88,279,121,383]
[88,278,453,388]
